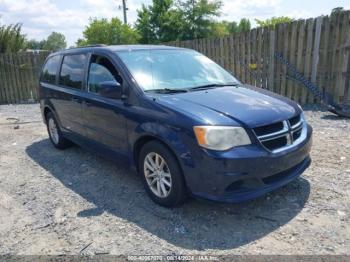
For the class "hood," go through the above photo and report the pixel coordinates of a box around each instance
[155,85,301,128]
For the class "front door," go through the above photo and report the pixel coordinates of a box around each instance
[82,53,129,155]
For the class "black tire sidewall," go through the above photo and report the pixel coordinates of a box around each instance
[138,141,186,207]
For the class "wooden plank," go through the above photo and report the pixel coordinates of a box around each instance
[3,54,15,103]
[250,29,257,86]
[275,24,283,95]
[294,20,306,103]
[329,13,341,103]
[225,36,230,71]
[0,55,6,103]
[219,36,224,67]
[333,13,344,103]
[342,12,350,103]
[195,38,199,52]
[263,27,270,89]
[198,38,203,54]
[256,27,263,88]
[0,54,9,104]
[302,19,314,104]
[23,53,34,101]
[338,11,350,103]
[15,53,25,102]
[280,23,290,97]
[12,53,22,103]
[205,38,210,57]
[4,54,13,103]
[318,16,330,98]
[210,38,214,61]
[241,32,246,83]
[216,37,221,64]
[206,38,210,57]
[287,21,298,100]
[29,53,38,100]
[310,16,323,103]
[20,53,30,102]
[234,34,241,78]
[228,34,234,74]
[268,29,275,91]
[246,30,251,84]
[311,16,323,83]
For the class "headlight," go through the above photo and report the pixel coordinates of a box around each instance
[193,126,251,151]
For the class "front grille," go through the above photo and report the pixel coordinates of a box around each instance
[261,136,288,151]
[253,114,305,152]
[289,115,301,127]
[253,122,284,136]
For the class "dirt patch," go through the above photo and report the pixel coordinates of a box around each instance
[0,103,349,255]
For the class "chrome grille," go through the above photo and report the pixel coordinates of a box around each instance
[253,114,306,153]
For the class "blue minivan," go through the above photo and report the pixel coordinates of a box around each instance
[39,45,312,207]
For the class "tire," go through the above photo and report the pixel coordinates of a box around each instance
[46,112,72,149]
[138,140,187,207]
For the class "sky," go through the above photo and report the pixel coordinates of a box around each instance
[0,0,349,47]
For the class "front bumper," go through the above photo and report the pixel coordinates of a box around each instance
[182,124,313,203]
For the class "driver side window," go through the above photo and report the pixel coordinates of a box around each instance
[88,55,122,94]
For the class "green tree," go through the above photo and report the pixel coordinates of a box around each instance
[26,39,46,50]
[237,18,251,32]
[135,5,155,44]
[209,21,230,37]
[213,19,251,36]
[42,32,67,51]
[135,0,223,43]
[135,0,183,43]
[177,0,222,40]
[255,16,293,28]
[0,21,26,53]
[77,17,139,46]
[225,21,238,34]
[331,7,344,16]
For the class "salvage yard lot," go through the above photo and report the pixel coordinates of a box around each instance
[0,103,349,255]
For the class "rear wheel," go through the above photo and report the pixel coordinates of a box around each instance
[139,141,187,207]
[46,112,72,149]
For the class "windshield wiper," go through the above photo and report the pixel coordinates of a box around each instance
[188,83,240,91]
[145,88,188,94]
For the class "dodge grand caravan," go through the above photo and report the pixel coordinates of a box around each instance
[39,45,312,207]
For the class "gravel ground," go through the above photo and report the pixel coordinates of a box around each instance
[0,103,349,255]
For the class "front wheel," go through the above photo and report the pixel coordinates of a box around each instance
[139,141,187,207]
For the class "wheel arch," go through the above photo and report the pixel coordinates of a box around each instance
[133,135,185,176]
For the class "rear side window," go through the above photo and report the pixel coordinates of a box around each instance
[59,54,87,89]
[41,55,61,84]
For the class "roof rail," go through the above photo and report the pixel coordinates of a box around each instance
[81,44,107,48]
[67,44,107,50]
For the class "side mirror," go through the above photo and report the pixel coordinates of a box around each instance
[98,81,123,99]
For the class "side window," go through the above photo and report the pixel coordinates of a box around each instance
[59,54,87,89]
[41,55,61,84]
[88,55,122,94]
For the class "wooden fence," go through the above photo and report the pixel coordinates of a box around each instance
[0,51,50,104]
[0,12,350,105]
[168,12,350,105]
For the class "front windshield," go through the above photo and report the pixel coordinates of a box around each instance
[116,49,240,91]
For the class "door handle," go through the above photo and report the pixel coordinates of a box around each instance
[83,101,92,107]
[71,97,82,103]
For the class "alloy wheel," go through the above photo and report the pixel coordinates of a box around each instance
[143,152,172,198]
[48,118,59,145]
